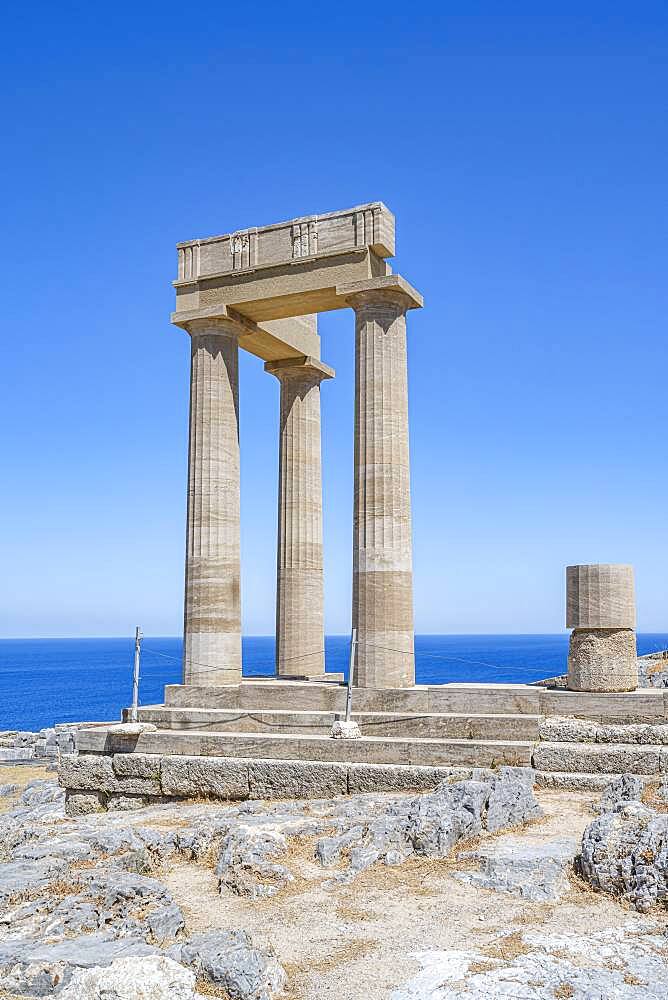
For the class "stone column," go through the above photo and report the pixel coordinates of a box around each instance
[566,564,638,692]
[347,289,415,688]
[182,318,243,686]
[265,356,334,677]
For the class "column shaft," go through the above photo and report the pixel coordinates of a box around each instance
[266,358,333,677]
[183,320,242,685]
[351,293,415,687]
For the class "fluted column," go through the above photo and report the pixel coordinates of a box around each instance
[182,318,242,685]
[348,290,415,688]
[265,356,334,677]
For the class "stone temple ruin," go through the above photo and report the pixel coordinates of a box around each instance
[62,205,668,814]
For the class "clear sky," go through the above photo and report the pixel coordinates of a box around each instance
[1,3,667,638]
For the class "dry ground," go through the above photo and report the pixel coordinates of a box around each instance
[162,789,650,1000]
[3,766,663,999]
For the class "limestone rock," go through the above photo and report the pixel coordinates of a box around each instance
[454,836,577,901]
[579,802,668,911]
[392,922,668,999]
[598,773,644,812]
[0,934,157,996]
[66,790,107,816]
[481,768,543,832]
[169,929,286,1000]
[60,955,195,999]
[216,828,293,899]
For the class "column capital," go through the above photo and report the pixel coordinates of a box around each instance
[182,316,244,340]
[264,355,335,383]
[337,274,423,313]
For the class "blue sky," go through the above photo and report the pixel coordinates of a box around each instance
[1,3,667,638]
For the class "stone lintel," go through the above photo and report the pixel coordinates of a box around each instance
[172,305,321,363]
[264,355,335,381]
[338,274,424,310]
[172,247,391,324]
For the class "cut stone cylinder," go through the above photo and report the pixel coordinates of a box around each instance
[566,564,638,692]
[182,318,242,686]
[347,288,416,688]
[265,356,334,678]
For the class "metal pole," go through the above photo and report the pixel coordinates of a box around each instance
[345,627,356,723]
[130,626,142,723]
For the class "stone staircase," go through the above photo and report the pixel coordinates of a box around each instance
[58,680,664,801]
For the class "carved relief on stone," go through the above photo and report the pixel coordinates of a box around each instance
[292,220,318,259]
[178,244,199,280]
[230,232,251,270]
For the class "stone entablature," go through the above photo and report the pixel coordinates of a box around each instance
[173,202,423,689]
[175,202,395,284]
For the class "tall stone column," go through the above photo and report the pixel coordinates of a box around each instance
[182,318,242,686]
[347,289,415,688]
[265,356,334,677]
[566,563,638,692]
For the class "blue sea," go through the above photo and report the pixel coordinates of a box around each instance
[2,634,667,732]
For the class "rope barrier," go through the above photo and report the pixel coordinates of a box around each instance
[139,640,556,681]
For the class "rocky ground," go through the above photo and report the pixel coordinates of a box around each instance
[1,765,668,998]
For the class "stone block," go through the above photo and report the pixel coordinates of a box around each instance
[248,759,348,800]
[566,564,636,629]
[538,717,599,743]
[347,763,463,794]
[568,628,638,693]
[59,754,117,792]
[115,777,163,796]
[533,742,661,775]
[107,794,163,811]
[113,754,162,779]
[539,688,666,723]
[65,790,107,816]
[160,755,249,800]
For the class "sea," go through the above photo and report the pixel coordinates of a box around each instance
[2,634,668,733]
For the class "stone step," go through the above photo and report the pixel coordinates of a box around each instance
[534,741,667,776]
[534,771,656,791]
[77,727,534,768]
[163,681,543,716]
[132,706,541,741]
[161,682,668,723]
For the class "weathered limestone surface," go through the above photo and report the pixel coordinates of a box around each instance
[160,755,249,800]
[248,759,348,800]
[568,628,638,692]
[580,778,668,912]
[566,564,638,692]
[454,836,577,901]
[348,286,419,689]
[533,742,662,775]
[61,749,542,813]
[265,356,333,677]
[183,319,242,686]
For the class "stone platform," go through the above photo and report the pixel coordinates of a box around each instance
[58,680,668,814]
